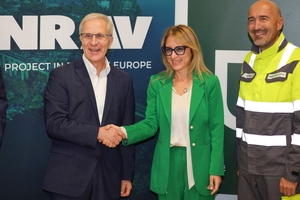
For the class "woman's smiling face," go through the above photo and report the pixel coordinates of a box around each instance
[165,36,192,73]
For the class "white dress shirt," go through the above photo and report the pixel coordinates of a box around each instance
[82,54,110,125]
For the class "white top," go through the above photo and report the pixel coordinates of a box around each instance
[82,54,110,125]
[171,85,195,189]
[170,87,191,146]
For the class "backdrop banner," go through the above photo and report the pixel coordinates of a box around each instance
[0,0,300,200]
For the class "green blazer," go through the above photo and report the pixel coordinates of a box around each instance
[124,72,224,196]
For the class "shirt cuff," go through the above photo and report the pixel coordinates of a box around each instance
[120,126,128,138]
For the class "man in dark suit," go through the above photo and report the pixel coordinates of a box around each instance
[0,68,7,146]
[43,13,135,200]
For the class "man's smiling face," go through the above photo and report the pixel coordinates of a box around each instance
[80,18,113,68]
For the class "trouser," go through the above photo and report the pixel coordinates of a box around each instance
[238,168,300,200]
[158,146,215,200]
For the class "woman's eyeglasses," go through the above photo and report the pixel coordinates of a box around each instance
[161,46,188,56]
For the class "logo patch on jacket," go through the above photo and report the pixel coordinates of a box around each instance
[266,72,287,80]
[241,73,256,79]
[240,61,256,82]
[265,72,288,83]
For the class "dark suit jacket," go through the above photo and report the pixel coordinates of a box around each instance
[43,58,135,198]
[0,68,7,145]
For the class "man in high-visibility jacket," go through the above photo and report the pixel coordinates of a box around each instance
[236,1,300,200]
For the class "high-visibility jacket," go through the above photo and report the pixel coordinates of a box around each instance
[236,33,300,183]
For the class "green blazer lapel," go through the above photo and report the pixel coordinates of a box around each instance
[159,76,173,125]
[190,75,205,122]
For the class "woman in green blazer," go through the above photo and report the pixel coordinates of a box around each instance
[107,25,224,200]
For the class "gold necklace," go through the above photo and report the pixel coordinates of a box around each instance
[174,76,190,93]
[180,83,188,93]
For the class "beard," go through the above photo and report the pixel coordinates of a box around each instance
[251,29,268,47]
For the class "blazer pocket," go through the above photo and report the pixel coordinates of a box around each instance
[50,143,75,157]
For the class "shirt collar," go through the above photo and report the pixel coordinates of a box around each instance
[82,54,111,76]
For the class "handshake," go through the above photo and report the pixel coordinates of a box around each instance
[98,124,126,148]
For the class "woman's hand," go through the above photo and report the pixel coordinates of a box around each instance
[207,175,222,195]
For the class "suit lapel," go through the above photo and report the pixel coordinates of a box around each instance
[190,74,205,122]
[74,59,99,122]
[101,66,115,125]
[159,76,173,125]
[158,74,206,125]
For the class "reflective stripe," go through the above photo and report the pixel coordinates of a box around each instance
[248,43,296,69]
[236,128,242,138]
[249,53,256,68]
[292,134,300,146]
[242,133,287,146]
[244,100,293,113]
[294,100,300,112]
[277,44,297,69]
[236,97,244,108]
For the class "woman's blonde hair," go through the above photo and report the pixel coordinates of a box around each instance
[160,24,211,80]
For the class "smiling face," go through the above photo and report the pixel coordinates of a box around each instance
[247,1,283,51]
[80,18,113,68]
[165,36,192,74]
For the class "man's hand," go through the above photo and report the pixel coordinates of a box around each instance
[280,177,298,196]
[97,125,125,148]
[207,175,222,195]
[120,180,132,197]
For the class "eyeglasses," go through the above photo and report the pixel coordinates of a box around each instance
[80,33,112,40]
[161,46,188,56]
